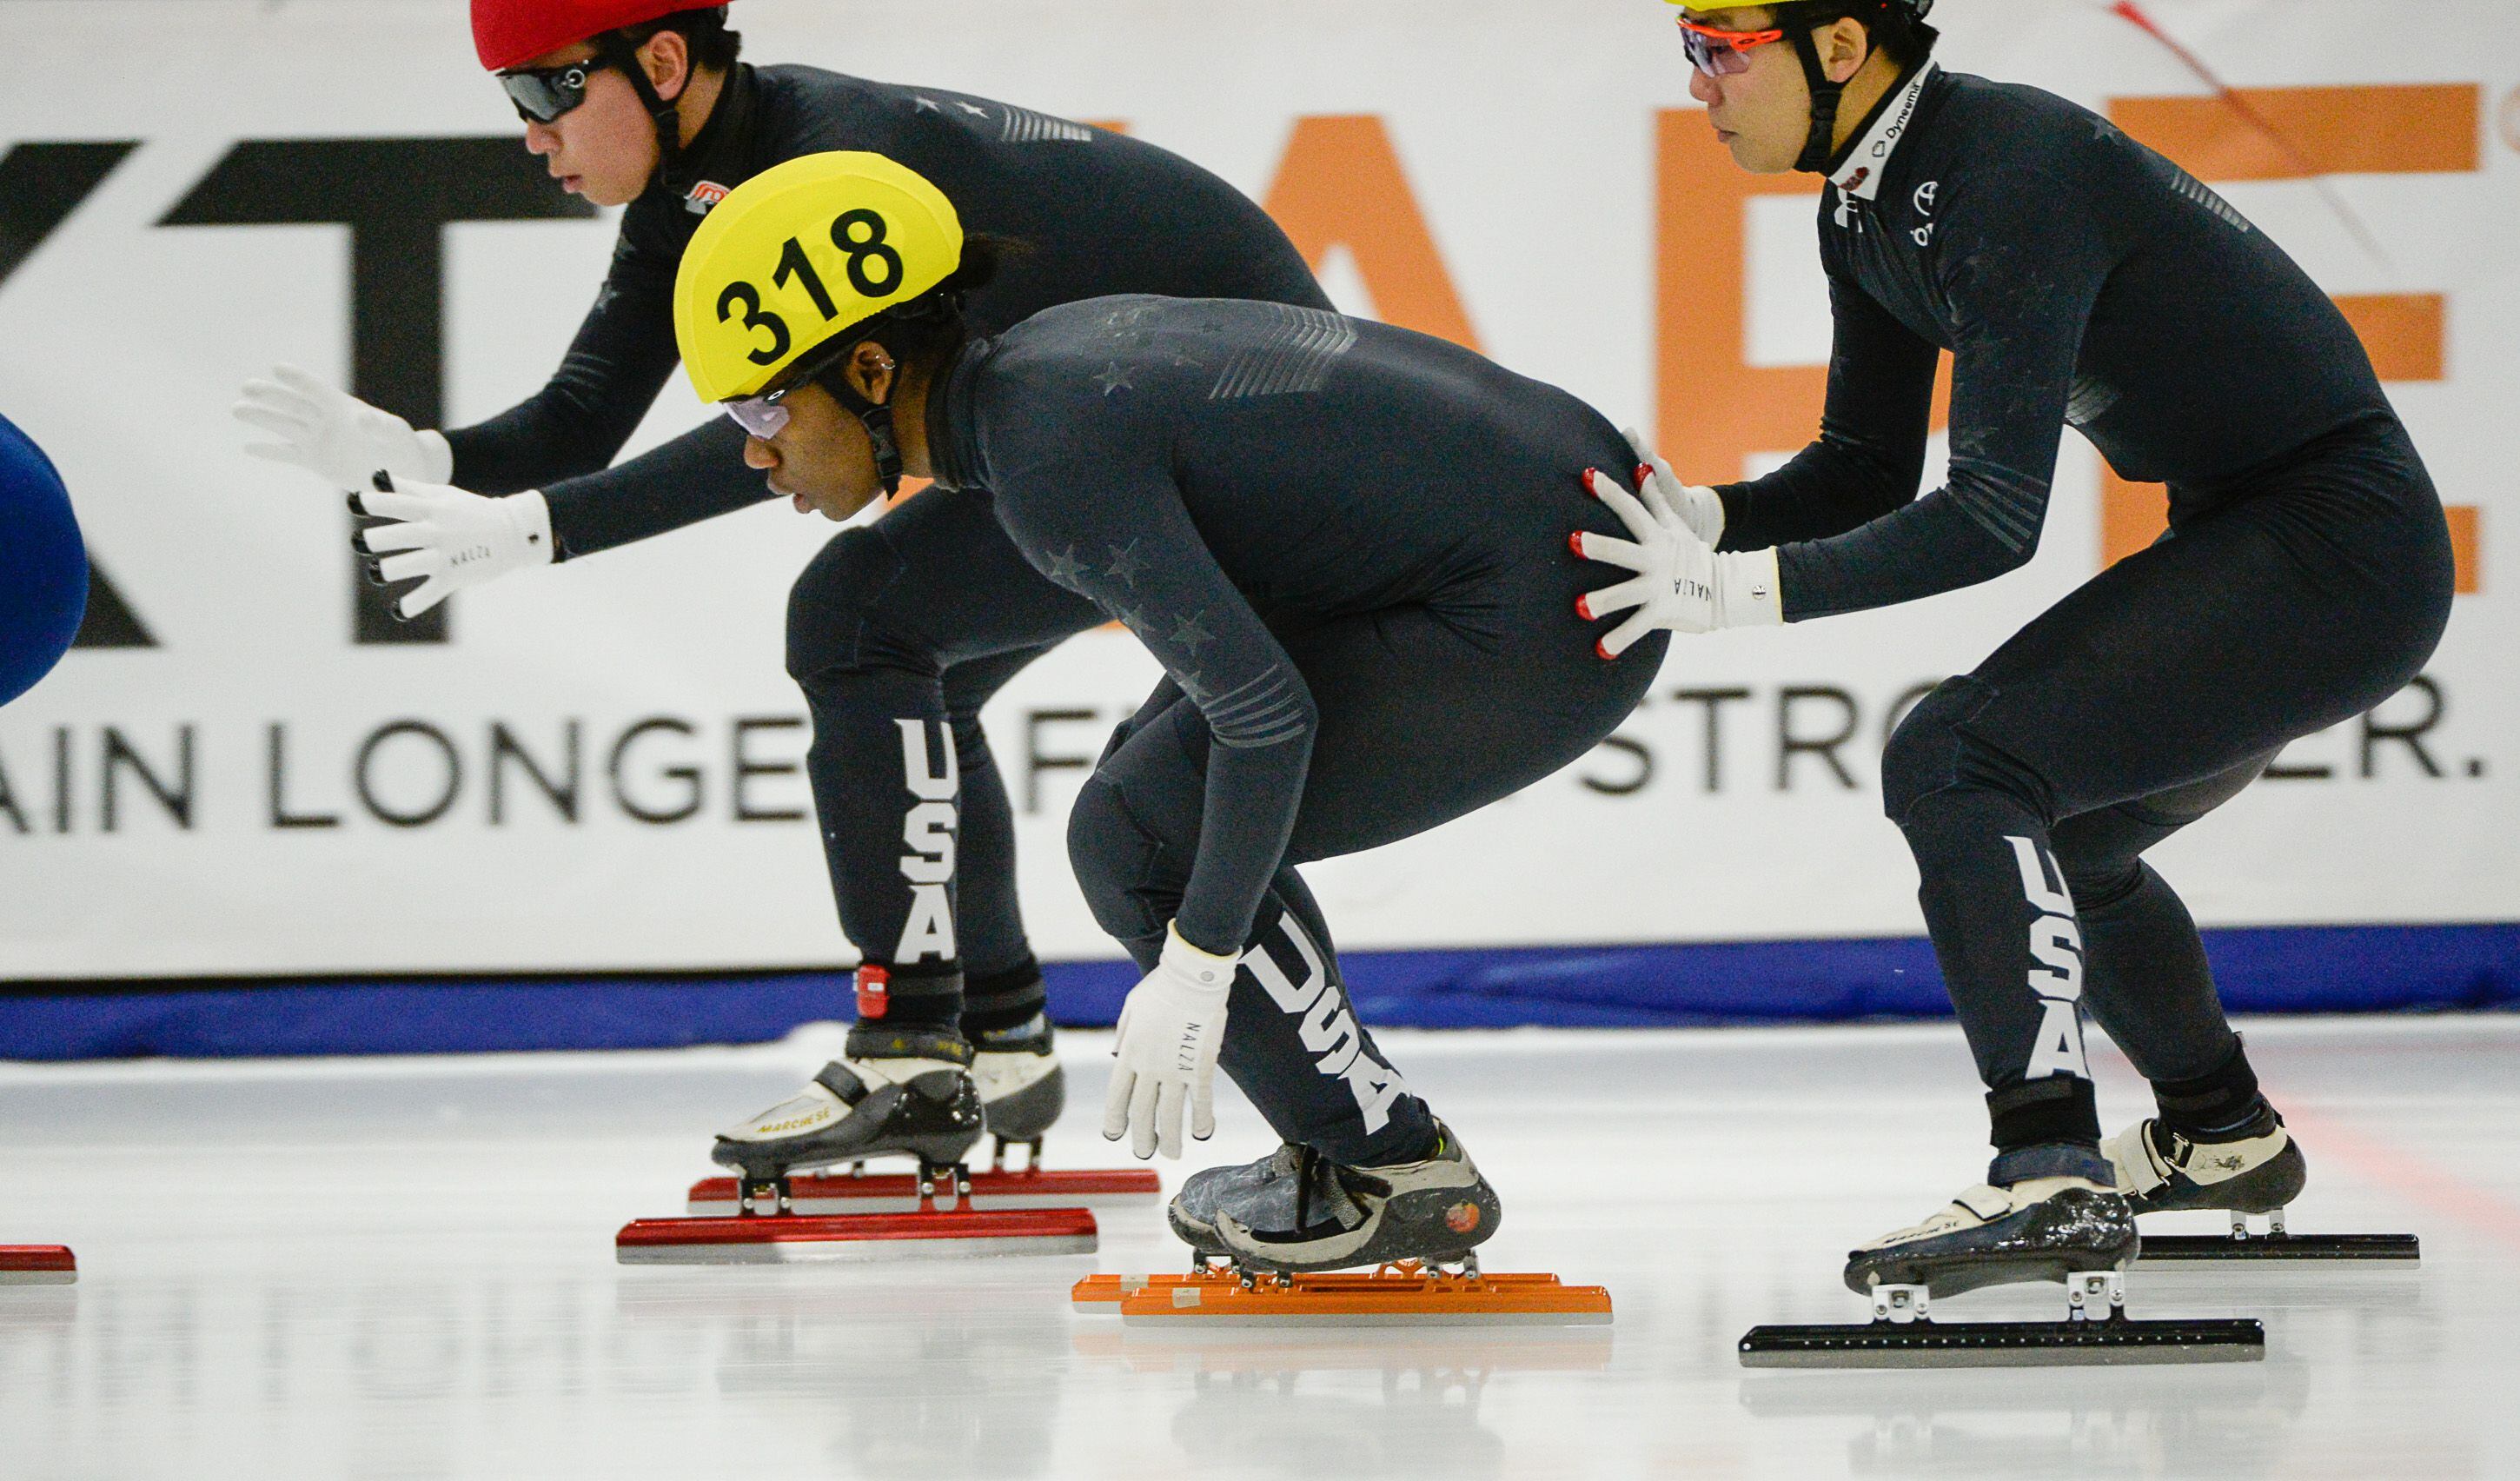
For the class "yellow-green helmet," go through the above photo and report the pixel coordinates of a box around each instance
[673,150,966,404]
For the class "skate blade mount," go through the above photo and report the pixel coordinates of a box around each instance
[685,1165,1157,1216]
[2137,1207,2419,1263]
[0,1246,76,1285]
[1075,1259,1613,1328]
[620,1165,1096,1265]
[1740,1272,2264,1369]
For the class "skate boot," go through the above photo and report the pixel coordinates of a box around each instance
[710,1028,983,1185]
[1204,1124,1502,1275]
[972,1014,1064,1168]
[1843,1173,2139,1300]
[1166,1142,1312,1258]
[2105,1106,2306,1216]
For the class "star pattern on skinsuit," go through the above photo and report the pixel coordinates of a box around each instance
[1169,612,1215,657]
[1105,540,1145,588]
[1093,362,1135,397]
[2091,116,2121,143]
[913,96,943,113]
[1112,602,1146,632]
[1044,545,1087,588]
[956,101,989,117]
[1175,669,1210,702]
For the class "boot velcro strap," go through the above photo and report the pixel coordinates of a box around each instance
[813,1062,871,1106]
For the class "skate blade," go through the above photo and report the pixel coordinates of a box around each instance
[2138,1232,2419,1262]
[1737,1316,2264,1369]
[685,1167,1160,1216]
[1083,1268,1611,1327]
[0,1246,76,1285]
[616,1209,1097,1265]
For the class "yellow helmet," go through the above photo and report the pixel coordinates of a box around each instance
[673,151,966,404]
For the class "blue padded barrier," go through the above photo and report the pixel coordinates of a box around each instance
[3,924,2512,1060]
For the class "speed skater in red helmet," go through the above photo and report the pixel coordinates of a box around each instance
[231,3,1335,1180]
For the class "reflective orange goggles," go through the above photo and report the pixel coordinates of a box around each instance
[1675,17,1789,76]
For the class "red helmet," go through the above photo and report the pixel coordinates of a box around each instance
[472,0,727,71]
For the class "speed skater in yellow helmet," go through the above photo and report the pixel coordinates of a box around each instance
[673,150,969,495]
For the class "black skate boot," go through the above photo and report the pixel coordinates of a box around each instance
[1205,1124,1502,1275]
[710,1028,983,1184]
[2105,1106,2306,1215]
[972,1015,1064,1167]
[1843,1172,2139,1300]
[1166,1143,1311,1258]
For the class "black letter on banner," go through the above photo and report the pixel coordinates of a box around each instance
[268,724,342,829]
[1671,687,1751,794]
[355,721,463,827]
[1777,687,1860,792]
[490,721,581,824]
[0,744,28,833]
[159,138,596,645]
[101,726,195,831]
[611,718,701,824]
[1025,709,1101,814]
[0,143,162,651]
[732,717,807,822]
[2361,675,2445,780]
[1580,735,1655,796]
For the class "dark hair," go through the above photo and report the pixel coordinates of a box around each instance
[620,6,743,74]
[812,235,1027,394]
[1791,1,1939,70]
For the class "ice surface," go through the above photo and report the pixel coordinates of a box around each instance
[3,1014,2515,1479]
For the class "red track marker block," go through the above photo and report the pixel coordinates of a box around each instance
[0,1246,77,1285]
[617,1207,1097,1265]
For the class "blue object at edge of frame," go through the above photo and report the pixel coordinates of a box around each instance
[3,922,2514,1059]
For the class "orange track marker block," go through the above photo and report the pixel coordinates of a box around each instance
[1073,1263,1611,1327]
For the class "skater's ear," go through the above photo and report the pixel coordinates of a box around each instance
[836,340,899,407]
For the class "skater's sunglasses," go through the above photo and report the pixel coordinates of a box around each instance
[720,335,865,439]
[1674,17,1789,76]
[499,58,615,125]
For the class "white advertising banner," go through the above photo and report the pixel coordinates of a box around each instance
[0,0,2511,978]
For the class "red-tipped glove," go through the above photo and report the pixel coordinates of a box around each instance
[1572,438,1782,657]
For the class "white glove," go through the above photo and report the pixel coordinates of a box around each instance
[1621,427,1726,546]
[235,364,452,491]
[1102,921,1237,1159]
[354,476,554,620]
[1574,466,1783,655]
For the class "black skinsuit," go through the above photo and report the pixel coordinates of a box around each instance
[1717,63,2455,1166]
[440,63,1329,1036]
[926,296,1669,1165]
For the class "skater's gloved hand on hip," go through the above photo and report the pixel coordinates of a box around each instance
[1621,428,1726,546]
[1573,462,1781,656]
[352,474,553,621]
[1104,922,1237,1159]
[235,365,452,492]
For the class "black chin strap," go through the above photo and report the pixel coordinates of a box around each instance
[826,375,905,497]
[1787,17,1847,175]
[599,32,686,186]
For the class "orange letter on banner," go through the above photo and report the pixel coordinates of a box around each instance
[2101,85,2480,590]
[1655,111,1949,483]
[1655,112,1827,481]
[1263,116,1480,350]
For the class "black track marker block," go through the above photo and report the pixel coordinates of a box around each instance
[1738,1317,2265,1369]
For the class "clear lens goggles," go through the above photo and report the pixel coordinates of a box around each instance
[724,395,792,440]
[499,61,605,125]
[1675,17,1787,76]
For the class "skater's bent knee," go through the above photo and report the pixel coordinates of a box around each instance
[1066,777,1170,944]
[785,528,905,682]
[1880,678,1990,824]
